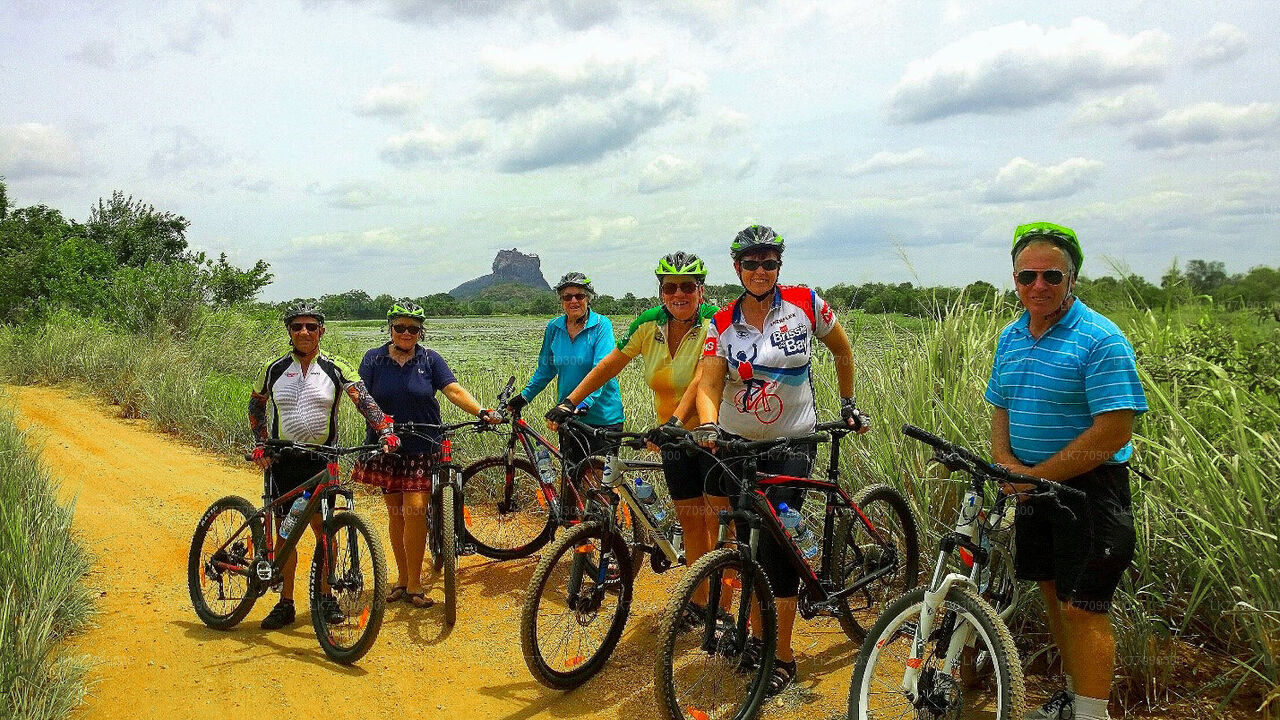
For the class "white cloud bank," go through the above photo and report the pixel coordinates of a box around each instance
[1190,23,1249,68]
[0,123,83,178]
[982,156,1104,202]
[1132,102,1280,149]
[845,148,947,176]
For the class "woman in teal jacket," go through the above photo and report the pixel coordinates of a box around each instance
[506,272,625,474]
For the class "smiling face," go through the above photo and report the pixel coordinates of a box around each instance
[287,316,325,356]
[389,318,423,352]
[1013,241,1074,323]
[659,275,703,321]
[560,286,590,322]
[734,248,781,297]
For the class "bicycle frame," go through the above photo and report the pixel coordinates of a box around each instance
[598,450,676,565]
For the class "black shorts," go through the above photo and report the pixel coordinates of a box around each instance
[1013,463,1136,613]
[267,452,328,520]
[661,445,725,501]
[710,438,817,599]
[558,422,624,479]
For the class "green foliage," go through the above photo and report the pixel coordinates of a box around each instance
[86,190,189,268]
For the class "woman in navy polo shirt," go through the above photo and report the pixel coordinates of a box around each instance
[352,300,498,608]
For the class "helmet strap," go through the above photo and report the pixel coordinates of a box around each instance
[743,284,777,302]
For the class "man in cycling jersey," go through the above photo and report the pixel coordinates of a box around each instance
[249,302,400,630]
[985,222,1146,720]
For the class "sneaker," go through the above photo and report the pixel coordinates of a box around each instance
[317,594,345,625]
[1026,690,1074,720]
[259,600,296,630]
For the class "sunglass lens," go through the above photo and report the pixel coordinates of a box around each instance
[1044,270,1064,285]
[742,260,780,271]
[290,322,319,332]
[393,325,422,335]
[1016,270,1066,286]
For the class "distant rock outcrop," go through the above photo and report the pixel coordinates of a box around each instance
[449,248,551,298]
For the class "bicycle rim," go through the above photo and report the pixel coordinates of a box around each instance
[837,484,920,640]
[311,513,387,665]
[460,456,555,559]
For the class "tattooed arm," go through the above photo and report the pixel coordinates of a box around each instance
[346,382,392,433]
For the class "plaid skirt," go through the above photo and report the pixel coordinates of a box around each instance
[351,453,435,494]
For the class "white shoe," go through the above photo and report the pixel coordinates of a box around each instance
[1025,690,1074,720]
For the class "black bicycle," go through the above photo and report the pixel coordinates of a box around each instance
[653,422,921,720]
[187,440,388,664]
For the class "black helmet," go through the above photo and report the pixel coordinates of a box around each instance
[730,225,785,260]
[554,271,596,297]
[283,302,325,325]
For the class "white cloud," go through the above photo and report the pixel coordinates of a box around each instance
[982,156,1104,202]
[888,18,1170,123]
[148,127,229,175]
[380,121,489,165]
[1070,87,1163,127]
[307,181,409,209]
[0,123,82,178]
[1190,23,1249,68]
[845,148,947,176]
[476,47,640,117]
[355,83,426,117]
[1132,102,1280,149]
[638,154,701,194]
[166,2,236,54]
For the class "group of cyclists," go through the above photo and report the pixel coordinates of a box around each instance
[247,220,1146,720]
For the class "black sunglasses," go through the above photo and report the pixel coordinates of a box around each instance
[560,292,588,302]
[660,281,700,295]
[1015,269,1066,286]
[288,322,321,333]
[391,324,423,335]
[740,259,781,271]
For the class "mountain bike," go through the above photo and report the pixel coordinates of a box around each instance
[653,422,920,720]
[458,377,596,559]
[396,418,508,626]
[187,440,388,664]
[519,417,677,690]
[846,424,1086,720]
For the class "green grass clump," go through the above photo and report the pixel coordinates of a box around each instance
[0,402,94,720]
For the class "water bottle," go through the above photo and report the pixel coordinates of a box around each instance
[778,503,819,561]
[535,448,556,484]
[279,491,311,537]
[635,478,668,525]
[670,523,685,563]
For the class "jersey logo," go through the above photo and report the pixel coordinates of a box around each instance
[770,326,809,356]
[734,379,783,423]
[703,337,718,355]
[654,328,665,343]
[285,372,299,377]
[820,303,834,324]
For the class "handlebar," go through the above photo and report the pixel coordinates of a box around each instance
[901,423,1087,503]
[559,416,649,450]
[495,376,517,407]
[647,421,829,455]
[394,419,505,438]
[245,440,383,462]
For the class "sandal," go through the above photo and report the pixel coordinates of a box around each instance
[765,659,797,697]
[737,637,765,673]
[406,592,435,608]
[387,585,408,603]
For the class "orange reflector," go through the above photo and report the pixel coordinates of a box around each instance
[959,547,974,568]
[688,708,710,720]
[575,543,596,554]
[359,607,370,629]
[723,577,741,589]
[536,490,548,509]
[463,506,472,525]
[906,658,923,669]
[200,564,207,584]
[618,504,632,526]
[566,655,585,667]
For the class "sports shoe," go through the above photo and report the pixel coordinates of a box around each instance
[1026,690,1074,719]
[317,594,345,625]
[259,600,296,630]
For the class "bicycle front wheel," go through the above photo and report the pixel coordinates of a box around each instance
[461,455,555,559]
[848,585,1024,720]
[310,512,387,665]
[520,521,634,689]
[188,495,264,630]
[654,548,777,720]
[441,482,458,626]
[835,483,920,640]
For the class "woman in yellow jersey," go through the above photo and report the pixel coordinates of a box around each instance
[551,253,722,597]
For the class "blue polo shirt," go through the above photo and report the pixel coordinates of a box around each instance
[984,299,1147,465]
[360,343,458,455]
[520,309,625,427]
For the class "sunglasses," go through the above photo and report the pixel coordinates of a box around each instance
[660,281,700,295]
[1015,269,1066,286]
[391,324,423,335]
[560,293,588,302]
[740,259,781,271]
[288,322,321,333]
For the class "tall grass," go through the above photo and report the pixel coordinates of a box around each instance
[0,402,94,720]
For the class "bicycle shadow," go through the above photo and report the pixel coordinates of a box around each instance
[171,619,370,676]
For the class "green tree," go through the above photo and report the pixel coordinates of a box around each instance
[197,252,273,307]
[86,191,190,267]
[1185,260,1228,295]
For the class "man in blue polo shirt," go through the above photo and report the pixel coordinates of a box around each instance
[985,221,1147,720]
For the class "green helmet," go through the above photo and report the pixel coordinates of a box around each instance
[283,302,325,325]
[655,251,707,279]
[386,299,425,322]
[554,271,596,297]
[730,225,785,260]
[1012,221,1084,273]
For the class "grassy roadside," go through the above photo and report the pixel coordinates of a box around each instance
[0,400,94,720]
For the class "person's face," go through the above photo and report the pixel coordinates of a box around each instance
[659,275,703,321]
[288,316,324,355]
[1013,243,1074,320]
[735,249,781,296]
[560,286,589,320]
[389,318,423,352]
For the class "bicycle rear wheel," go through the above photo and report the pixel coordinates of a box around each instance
[441,482,458,626]
[188,495,264,630]
[848,585,1024,719]
[520,521,634,689]
[654,548,776,720]
[310,512,387,665]
[460,455,555,559]
[834,483,920,640]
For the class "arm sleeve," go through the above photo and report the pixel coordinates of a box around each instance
[1084,335,1148,416]
[520,322,557,402]
[578,319,617,411]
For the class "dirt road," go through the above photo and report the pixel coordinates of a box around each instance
[8,385,859,720]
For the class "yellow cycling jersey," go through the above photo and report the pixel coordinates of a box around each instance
[617,303,718,425]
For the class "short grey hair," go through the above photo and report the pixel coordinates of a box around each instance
[1013,237,1076,278]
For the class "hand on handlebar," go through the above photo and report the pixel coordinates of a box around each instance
[644,417,684,452]
[692,422,721,450]
[250,444,272,470]
[380,432,401,453]
[505,394,528,415]
[477,408,504,424]
[840,397,871,434]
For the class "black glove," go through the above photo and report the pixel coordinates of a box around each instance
[505,394,528,414]
[692,422,721,446]
[645,417,683,446]
[840,397,871,432]
[545,400,581,424]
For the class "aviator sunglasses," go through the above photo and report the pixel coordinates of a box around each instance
[660,281,700,295]
[1015,269,1066,286]
[288,322,321,333]
[560,292,589,302]
[740,259,781,271]
[391,324,423,335]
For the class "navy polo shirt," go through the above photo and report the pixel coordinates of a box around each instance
[360,343,458,455]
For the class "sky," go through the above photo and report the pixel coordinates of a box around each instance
[2,0,1278,301]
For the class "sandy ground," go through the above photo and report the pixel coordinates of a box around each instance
[7,385,862,720]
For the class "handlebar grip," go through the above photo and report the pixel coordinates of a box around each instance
[902,424,949,450]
